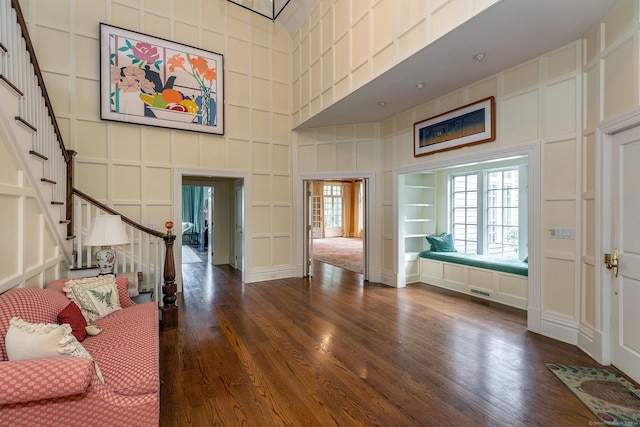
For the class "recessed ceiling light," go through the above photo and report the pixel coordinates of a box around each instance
[378,102,386,107]
[416,83,425,89]
[473,53,485,62]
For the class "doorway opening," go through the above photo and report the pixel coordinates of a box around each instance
[181,184,210,266]
[178,174,245,287]
[303,178,369,280]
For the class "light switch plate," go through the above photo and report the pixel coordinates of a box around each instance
[549,227,573,239]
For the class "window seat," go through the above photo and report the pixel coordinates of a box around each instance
[418,251,528,276]
[417,251,528,309]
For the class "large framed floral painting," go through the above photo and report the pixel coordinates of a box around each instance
[100,23,224,135]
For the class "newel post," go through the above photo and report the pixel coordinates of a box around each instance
[65,150,77,238]
[161,221,178,330]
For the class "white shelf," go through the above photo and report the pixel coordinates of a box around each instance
[402,171,436,265]
[405,184,434,189]
[404,251,420,261]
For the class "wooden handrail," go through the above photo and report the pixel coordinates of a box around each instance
[10,0,69,164]
[72,188,164,238]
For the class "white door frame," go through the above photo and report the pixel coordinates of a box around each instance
[233,179,245,273]
[595,106,640,365]
[174,168,250,290]
[296,172,376,282]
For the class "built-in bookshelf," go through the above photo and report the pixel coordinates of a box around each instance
[399,172,436,283]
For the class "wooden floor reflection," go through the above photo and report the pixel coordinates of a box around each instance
[160,259,601,426]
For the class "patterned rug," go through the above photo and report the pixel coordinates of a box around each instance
[182,245,202,264]
[546,364,640,426]
[312,237,363,273]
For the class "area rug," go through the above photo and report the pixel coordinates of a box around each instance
[546,364,640,426]
[313,237,363,273]
[182,245,202,264]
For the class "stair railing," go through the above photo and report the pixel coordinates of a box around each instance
[72,188,166,304]
[0,0,70,251]
[2,0,179,328]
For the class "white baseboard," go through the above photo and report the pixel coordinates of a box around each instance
[578,324,607,364]
[541,314,579,345]
[405,273,420,285]
[527,306,541,334]
[246,266,297,283]
[379,270,402,287]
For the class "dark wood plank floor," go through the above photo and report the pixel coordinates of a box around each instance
[160,254,604,426]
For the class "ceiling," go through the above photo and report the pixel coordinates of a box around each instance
[276,0,620,129]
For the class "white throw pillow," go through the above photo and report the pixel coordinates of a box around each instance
[63,275,121,323]
[5,317,104,383]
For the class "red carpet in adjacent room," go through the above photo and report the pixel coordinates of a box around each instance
[312,237,363,273]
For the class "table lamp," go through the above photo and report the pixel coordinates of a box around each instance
[84,215,129,274]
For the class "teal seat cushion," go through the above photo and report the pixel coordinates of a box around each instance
[426,233,456,252]
[419,251,528,276]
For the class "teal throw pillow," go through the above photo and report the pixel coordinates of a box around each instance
[426,232,457,252]
[523,256,528,263]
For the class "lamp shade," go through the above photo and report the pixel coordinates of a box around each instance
[84,215,129,247]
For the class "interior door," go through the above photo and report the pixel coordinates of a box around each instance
[304,180,313,278]
[206,188,213,264]
[312,194,322,238]
[234,180,244,273]
[610,125,640,383]
[362,178,369,281]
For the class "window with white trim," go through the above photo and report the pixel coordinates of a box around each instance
[323,184,342,228]
[451,174,478,253]
[486,169,519,258]
[449,164,527,260]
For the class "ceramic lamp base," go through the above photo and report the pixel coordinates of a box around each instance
[95,247,116,274]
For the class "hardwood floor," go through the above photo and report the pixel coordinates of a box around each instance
[160,257,603,426]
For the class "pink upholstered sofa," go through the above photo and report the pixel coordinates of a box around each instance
[0,277,159,427]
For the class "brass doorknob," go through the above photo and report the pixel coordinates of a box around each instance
[604,248,619,278]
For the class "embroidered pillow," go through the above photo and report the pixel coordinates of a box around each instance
[57,301,88,341]
[5,317,104,383]
[63,275,121,323]
[426,232,457,252]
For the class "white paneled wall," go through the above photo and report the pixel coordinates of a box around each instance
[375,42,582,344]
[0,99,65,292]
[24,0,293,283]
[290,0,500,127]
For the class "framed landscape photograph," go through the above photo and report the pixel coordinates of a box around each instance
[100,23,224,135]
[414,96,495,157]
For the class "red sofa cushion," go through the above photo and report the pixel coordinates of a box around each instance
[57,301,88,341]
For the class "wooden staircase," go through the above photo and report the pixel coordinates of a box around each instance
[0,0,73,259]
[0,0,177,328]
